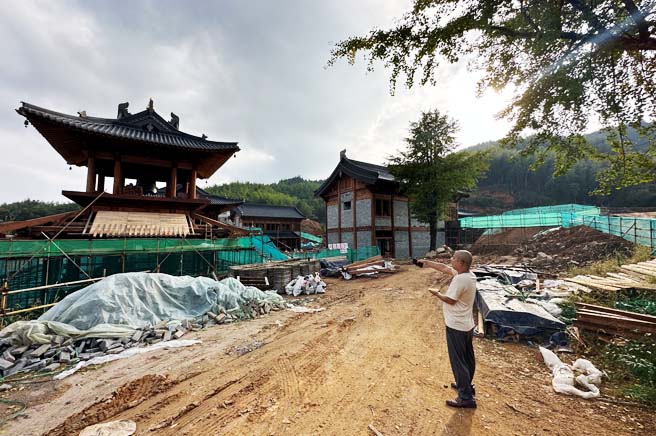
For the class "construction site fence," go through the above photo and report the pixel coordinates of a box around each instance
[0,237,274,316]
[460,204,600,229]
[289,246,381,263]
[562,213,656,252]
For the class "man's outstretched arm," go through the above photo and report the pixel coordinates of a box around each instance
[428,288,458,305]
[416,259,457,277]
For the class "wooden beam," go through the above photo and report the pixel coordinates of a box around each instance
[86,154,96,193]
[112,157,123,194]
[97,174,105,192]
[167,165,177,198]
[191,213,249,236]
[0,211,80,234]
[189,166,197,200]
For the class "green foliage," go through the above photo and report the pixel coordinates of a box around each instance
[206,177,325,221]
[388,109,488,249]
[461,135,656,212]
[330,1,656,191]
[0,199,79,222]
[602,338,656,407]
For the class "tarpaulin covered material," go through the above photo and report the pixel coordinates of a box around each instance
[476,278,566,336]
[37,272,285,330]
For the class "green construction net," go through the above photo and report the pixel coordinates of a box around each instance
[459,204,600,229]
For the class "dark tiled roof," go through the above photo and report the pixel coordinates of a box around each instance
[315,154,397,197]
[156,186,244,206]
[264,230,301,239]
[17,102,239,153]
[236,203,305,219]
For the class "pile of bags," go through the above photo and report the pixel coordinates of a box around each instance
[285,272,327,297]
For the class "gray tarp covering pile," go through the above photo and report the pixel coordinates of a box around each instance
[476,278,566,336]
[39,272,285,330]
[1,273,285,346]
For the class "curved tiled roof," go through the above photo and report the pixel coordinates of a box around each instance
[314,154,397,197]
[17,102,239,153]
[236,203,305,219]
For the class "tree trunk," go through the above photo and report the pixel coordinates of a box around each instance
[429,213,438,251]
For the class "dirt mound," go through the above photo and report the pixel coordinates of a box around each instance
[471,227,549,255]
[517,226,635,271]
[301,219,323,237]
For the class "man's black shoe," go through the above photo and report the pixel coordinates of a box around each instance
[450,382,475,396]
[446,397,477,409]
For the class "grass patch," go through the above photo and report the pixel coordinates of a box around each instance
[600,338,656,407]
[567,245,653,277]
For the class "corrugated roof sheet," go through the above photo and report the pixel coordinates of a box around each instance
[17,102,239,153]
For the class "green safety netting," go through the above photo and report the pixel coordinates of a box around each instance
[289,245,380,263]
[459,204,600,229]
[299,232,322,244]
[562,213,656,251]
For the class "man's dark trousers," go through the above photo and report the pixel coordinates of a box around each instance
[446,326,476,401]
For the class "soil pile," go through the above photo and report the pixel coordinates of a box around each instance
[516,225,635,270]
[471,227,548,255]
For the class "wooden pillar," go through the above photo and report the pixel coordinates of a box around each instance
[408,200,413,258]
[188,166,197,200]
[390,194,395,257]
[97,175,105,192]
[352,178,357,249]
[86,155,96,193]
[371,194,376,247]
[337,176,342,243]
[112,157,123,194]
[167,165,177,198]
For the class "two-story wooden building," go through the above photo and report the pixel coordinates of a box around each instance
[230,203,305,250]
[315,151,435,258]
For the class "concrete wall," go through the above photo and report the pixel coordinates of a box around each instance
[327,231,339,246]
[411,231,432,258]
[394,231,410,259]
[357,230,372,248]
[356,199,372,226]
[394,200,409,227]
[341,231,354,249]
[340,192,354,228]
[375,217,392,227]
[327,204,338,229]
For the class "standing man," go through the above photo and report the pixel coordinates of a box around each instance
[415,250,477,408]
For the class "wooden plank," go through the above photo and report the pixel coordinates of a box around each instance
[621,265,656,278]
[0,210,79,234]
[577,312,656,333]
[576,303,656,323]
[564,277,622,291]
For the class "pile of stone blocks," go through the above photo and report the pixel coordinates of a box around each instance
[0,320,198,379]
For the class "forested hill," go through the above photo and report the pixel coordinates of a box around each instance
[205,177,325,221]
[460,127,656,214]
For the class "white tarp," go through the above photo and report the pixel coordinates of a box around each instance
[37,273,285,330]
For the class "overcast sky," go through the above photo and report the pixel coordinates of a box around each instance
[0,0,514,203]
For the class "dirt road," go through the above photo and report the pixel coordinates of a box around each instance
[2,267,654,435]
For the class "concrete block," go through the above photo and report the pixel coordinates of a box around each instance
[52,335,66,345]
[44,362,61,372]
[59,352,71,364]
[2,350,15,363]
[11,345,29,356]
[30,344,50,358]
[0,358,14,370]
[106,346,125,355]
[163,331,172,342]
[131,330,143,342]
[173,328,186,339]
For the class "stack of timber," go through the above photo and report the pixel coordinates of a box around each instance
[564,259,656,292]
[574,303,656,338]
[343,255,397,278]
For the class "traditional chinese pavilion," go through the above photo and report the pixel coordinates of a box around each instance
[2,100,247,238]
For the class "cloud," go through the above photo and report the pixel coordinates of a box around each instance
[0,0,512,203]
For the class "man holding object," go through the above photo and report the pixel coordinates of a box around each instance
[414,251,477,408]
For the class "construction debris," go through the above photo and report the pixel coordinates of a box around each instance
[0,273,288,379]
[574,303,656,338]
[285,272,327,296]
[539,346,603,399]
[323,256,398,280]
